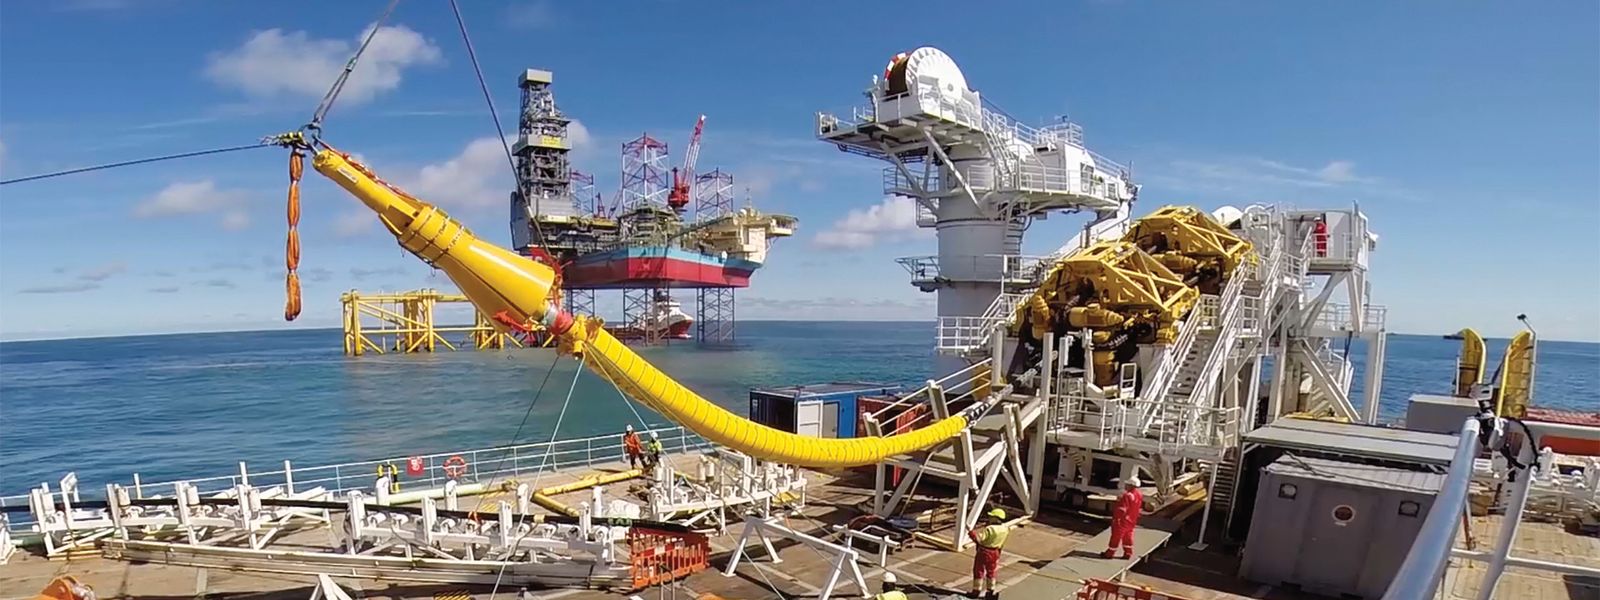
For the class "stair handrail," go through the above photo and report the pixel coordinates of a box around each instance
[979,107,1021,187]
[1130,227,1274,430]
[1171,242,1280,447]
[1132,276,1220,421]
[863,358,993,434]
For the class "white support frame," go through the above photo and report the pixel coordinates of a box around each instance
[832,524,904,567]
[723,516,869,600]
[647,449,808,533]
[308,574,357,600]
[0,514,14,565]
[867,377,1035,551]
[28,474,331,558]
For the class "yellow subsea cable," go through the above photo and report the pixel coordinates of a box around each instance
[310,146,991,469]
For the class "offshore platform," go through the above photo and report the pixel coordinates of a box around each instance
[508,69,797,345]
[336,69,796,353]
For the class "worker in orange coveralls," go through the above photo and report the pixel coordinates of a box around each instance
[1102,475,1143,559]
[968,507,1009,599]
[1313,217,1329,257]
[622,424,643,469]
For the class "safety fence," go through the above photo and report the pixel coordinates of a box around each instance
[627,526,712,590]
[1,424,711,533]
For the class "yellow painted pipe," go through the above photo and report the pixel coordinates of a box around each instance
[541,469,643,496]
[530,469,643,516]
[312,148,994,469]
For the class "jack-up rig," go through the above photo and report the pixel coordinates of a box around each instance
[508,69,797,345]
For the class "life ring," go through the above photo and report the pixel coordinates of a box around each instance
[442,455,469,479]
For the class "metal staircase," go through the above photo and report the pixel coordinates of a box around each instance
[1205,448,1243,520]
[1131,226,1282,453]
[979,106,1023,188]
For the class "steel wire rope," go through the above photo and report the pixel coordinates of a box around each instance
[487,362,583,600]
[444,0,548,248]
[307,0,403,132]
[465,354,562,517]
[0,142,273,185]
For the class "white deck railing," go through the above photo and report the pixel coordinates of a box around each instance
[934,292,1030,353]
[1310,303,1389,333]
[2,424,712,533]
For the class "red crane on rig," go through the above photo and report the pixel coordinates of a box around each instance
[666,114,705,212]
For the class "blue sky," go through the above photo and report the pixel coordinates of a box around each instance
[1,1,1596,342]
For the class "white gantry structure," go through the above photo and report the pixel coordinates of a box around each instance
[818,47,1388,546]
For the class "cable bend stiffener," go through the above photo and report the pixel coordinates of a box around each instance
[311,147,989,468]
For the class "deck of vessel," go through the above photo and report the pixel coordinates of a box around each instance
[2,450,1593,600]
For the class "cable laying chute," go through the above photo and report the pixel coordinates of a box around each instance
[289,140,996,468]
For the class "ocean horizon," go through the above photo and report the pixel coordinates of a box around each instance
[2,323,1595,494]
[5,320,1597,344]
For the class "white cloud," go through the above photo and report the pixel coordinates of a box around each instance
[377,124,588,216]
[813,196,931,249]
[567,120,593,153]
[205,24,441,106]
[1316,160,1363,184]
[134,180,252,229]
[399,137,515,212]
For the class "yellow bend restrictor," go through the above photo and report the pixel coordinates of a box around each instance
[308,146,990,468]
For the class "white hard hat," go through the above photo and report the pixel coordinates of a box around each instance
[1125,476,1142,487]
[650,431,659,439]
[882,572,898,585]
[626,424,634,432]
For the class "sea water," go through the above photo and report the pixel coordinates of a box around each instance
[1,322,1594,493]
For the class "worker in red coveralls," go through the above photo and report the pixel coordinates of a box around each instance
[1103,475,1143,559]
[1313,217,1329,258]
[622,425,643,469]
[968,507,1009,599]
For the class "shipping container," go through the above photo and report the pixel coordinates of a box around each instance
[748,382,901,439]
[1241,454,1444,599]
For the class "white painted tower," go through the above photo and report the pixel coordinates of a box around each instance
[817,47,1137,378]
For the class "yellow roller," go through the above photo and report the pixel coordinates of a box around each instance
[1453,327,1485,398]
[311,147,993,468]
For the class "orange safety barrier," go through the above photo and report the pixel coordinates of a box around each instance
[1077,579,1194,600]
[32,576,95,600]
[628,526,711,590]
